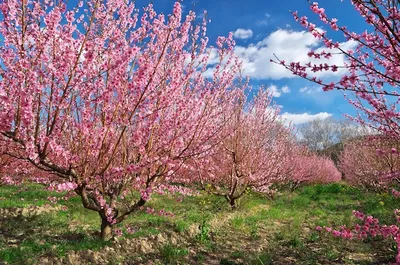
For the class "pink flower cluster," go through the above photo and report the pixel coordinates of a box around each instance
[153,184,198,197]
[47,196,59,204]
[141,187,152,201]
[126,226,137,235]
[393,189,400,198]
[319,210,400,264]
[105,207,116,225]
[140,206,174,217]
[1,176,17,185]
[113,229,123,237]
[56,182,78,192]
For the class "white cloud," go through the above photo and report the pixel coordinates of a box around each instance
[221,29,357,80]
[299,86,313,94]
[281,86,290,93]
[233,28,253,40]
[185,47,220,73]
[203,48,219,65]
[265,84,290,98]
[280,112,332,125]
[267,85,281,98]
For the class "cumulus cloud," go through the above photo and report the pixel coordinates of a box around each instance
[220,29,357,80]
[266,84,290,98]
[266,85,281,98]
[233,28,253,39]
[280,112,332,125]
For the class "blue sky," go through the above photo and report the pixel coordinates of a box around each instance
[131,1,366,124]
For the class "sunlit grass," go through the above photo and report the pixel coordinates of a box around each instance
[0,183,399,264]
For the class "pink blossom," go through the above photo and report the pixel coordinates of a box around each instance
[126,226,136,235]
[56,182,78,192]
[113,229,123,237]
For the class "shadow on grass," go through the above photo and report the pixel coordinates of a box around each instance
[0,214,107,265]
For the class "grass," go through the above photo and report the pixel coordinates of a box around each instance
[0,182,399,264]
[0,184,67,208]
[159,244,189,264]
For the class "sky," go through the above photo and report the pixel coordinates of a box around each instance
[114,0,367,125]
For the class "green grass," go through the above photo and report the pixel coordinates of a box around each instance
[0,184,68,208]
[159,244,189,264]
[0,183,399,264]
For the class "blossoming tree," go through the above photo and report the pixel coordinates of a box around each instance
[288,147,342,190]
[339,135,400,191]
[0,0,243,240]
[194,90,293,208]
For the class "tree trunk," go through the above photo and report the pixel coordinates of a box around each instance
[229,198,237,209]
[100,219,112,241]
[224,195,237,209]
[290,181,300,192]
